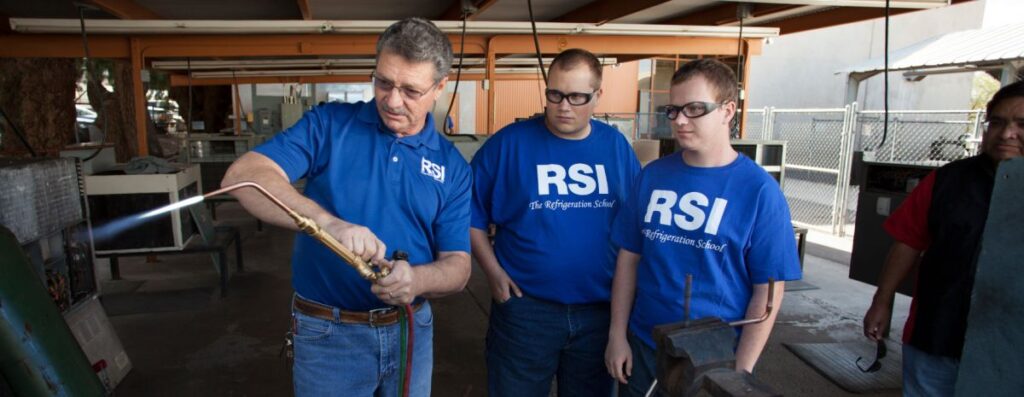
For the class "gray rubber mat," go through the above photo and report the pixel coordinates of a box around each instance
[785,342,902,394]
[784,279,819,292]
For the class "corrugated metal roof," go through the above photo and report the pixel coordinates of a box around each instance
[838,22,1024,75]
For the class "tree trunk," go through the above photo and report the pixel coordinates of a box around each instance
[85,60,140,162]
[0,58,77,158]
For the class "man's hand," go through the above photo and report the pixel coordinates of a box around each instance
[486,267,522,303]
[322,218,386,262]
[605,335,632,384]
[372,258,415,306]
[863,296,893,341]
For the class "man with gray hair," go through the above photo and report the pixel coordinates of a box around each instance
[223,18,471,396]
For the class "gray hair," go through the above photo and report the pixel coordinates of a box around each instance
[376,18,453,83]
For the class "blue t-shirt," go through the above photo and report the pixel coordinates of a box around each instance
[611,152,802,348]
[471,117,641,304]
[254,100,471,311]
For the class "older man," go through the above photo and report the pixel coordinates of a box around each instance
[863,80,1024,397]
[222,18,471,397]
[471,48,641,396]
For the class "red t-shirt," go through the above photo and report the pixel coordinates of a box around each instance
[881,170,936,343]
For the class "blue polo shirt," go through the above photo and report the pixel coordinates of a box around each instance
[254,100,471,311]
[471,117,641,304]
[611,153,802,348]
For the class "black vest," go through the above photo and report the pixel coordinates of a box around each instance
[910,154,996,358]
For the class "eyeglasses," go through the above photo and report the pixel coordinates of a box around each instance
[371,73,436,101]
[664,101,727,120]
[545,89,597,106]
[856,340,887,373]
[984,118,1024,132]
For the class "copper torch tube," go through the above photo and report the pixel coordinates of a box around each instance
[209,181,389,281]
[728,278,775,327]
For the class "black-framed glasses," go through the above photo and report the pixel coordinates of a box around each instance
[371,73,436,101]
[856,340,887,373]
[545,89,597,106]
[664,101,727,120]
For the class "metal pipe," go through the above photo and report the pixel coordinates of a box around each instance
[210,182,390,281]
[729,278,775,327]
[145,181,390,281]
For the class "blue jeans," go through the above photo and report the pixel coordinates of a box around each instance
[486,294,613,397]
[617,332,657,397]
[291,296,433,397]
[903,343,959,397]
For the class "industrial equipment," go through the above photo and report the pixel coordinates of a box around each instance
[85,164,200,254]
[0,157,130,394]
[848,158,934,295]
[0,224,107,397]
[651,279,780,397]
[185,133,257,194]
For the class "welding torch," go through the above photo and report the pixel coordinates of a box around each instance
[143,181,391,281]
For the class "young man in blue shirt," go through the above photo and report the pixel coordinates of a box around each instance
[471,48,642,396]
[222,18,471,397]
[604,59,802,396]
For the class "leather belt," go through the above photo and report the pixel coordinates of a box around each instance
[293,295,423,327]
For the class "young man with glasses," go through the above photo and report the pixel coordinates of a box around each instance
[605,59,802,396]
[222,18,471,397]
[863,80,1024,396]
[471,48,641,396]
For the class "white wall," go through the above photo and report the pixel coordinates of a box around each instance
[747,0,986,111]
[981,0,1024,30]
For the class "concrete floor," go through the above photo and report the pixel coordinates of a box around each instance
[100,204,911,396]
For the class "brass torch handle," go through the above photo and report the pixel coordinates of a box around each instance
[288,212,383,281]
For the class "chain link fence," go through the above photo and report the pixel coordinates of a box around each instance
[764,107,984,237]
[762,108,851,234]
[855,110,985,163]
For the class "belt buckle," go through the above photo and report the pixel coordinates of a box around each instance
[367,307,393,327]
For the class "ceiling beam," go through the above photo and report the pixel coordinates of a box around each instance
[554,0,671,25]
[296,0,312,20]
[766,6,916,35]
[168,72,540,87]
[83,0,161,19]
[439,0,501,21]
[0,34,761,59]
[661,3,802,26]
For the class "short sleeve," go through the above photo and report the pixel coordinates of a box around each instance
[433,162,472,253]
[745,183,802,284]
[469,138,498,230]
[611,174,644,254]
[882,171,935,251]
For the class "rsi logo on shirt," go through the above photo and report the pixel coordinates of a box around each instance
[644,190,728,235]
[421,157,445,183]
[536,164,608,195]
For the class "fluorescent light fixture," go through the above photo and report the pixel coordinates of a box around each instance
[720,0,948,8]
[152,57,617,71]
[189,67,549,79]
[9,19,779,38]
